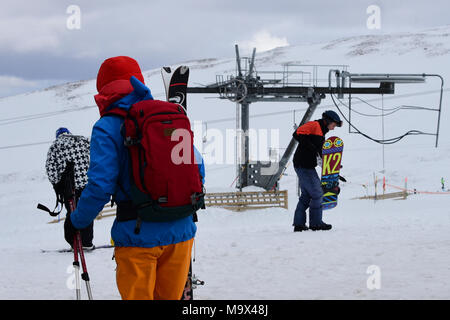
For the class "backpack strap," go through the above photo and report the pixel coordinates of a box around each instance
[36,188,64,217]
[38,162,76,216]
[111,181,129,207]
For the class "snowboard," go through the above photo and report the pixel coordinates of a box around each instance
[161,65,204,300]
[321,136,344,210]
[161,65,189,110]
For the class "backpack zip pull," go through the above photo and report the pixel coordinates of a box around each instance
[134,217,142,234]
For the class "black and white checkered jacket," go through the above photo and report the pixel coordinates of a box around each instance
[45,133,90,190]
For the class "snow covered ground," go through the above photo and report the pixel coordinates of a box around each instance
[0,26,449,299]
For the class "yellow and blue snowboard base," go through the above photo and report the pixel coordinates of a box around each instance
[321,136,343,210]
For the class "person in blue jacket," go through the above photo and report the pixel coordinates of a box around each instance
[65,56,205,300]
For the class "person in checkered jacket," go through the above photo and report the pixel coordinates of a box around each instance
[46,127,94,250]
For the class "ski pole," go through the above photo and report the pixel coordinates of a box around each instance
[70,186,92,299]
[73,234,81,300]
[76,231,93,300]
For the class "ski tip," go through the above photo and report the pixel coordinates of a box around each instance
[41,248,72,253]
[162,66,171,73]
[180,66,189,74]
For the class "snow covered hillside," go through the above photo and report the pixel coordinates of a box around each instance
[0,26,449,299]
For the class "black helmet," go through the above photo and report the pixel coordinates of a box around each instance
[322,110,342,127]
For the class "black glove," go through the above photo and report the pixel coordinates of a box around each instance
[64,213,79,248]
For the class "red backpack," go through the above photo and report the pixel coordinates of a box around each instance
[105,99,204,232]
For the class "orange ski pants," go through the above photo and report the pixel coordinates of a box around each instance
[114,238,193,300]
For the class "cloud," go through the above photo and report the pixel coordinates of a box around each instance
[0,15,64,53]
[0,75,38,97]
[239,30,289,53]
[0,75,69,98]
[0,0,449,98]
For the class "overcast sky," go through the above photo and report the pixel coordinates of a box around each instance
[0,0,449,97]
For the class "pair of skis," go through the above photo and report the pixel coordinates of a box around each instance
[161,66,204,300]
[41,244,113,253]
[161,65,189,110]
